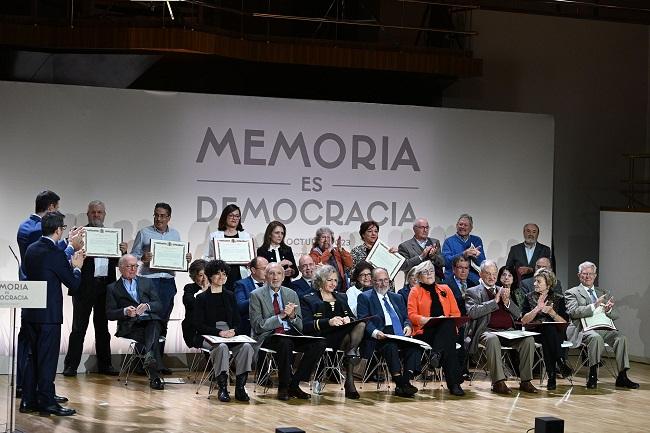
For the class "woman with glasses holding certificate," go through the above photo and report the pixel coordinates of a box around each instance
[301,265,365,399]
[407,261,465,396]
[205,204,253,291]
[193,260,254,402]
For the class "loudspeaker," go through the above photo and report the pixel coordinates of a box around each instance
[535,416,564,433]
[276,428,305,433]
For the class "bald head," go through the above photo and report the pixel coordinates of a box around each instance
[413,218,430,241]
[535,257,552,272]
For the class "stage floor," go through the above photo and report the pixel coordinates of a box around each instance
[3,361,649,433]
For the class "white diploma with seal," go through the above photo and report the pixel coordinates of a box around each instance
[214,238,255,264]
[366,239,405,280]
[202,334,257,345]
[83,227,122,258]
[150,239,189,271]
[383,334,432,350]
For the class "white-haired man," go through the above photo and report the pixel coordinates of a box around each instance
[565,261,638,389]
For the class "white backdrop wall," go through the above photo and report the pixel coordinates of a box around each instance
[599,211,650,362]
[0,81,553,365]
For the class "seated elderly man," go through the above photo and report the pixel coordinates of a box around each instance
[249,262,326,401]
[565,261,639,389]
[357,267,423,398]
[106,254,165,390]
[465,260,537,395]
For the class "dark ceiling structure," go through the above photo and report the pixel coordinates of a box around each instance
[0,1,648,105]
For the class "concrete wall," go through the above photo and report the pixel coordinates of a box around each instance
[443,10,649,287]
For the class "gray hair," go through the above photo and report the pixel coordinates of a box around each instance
[406,266,418,284]
[578,261,597,274]
[313,265,338,290]
[313,226,335,247]
[412,260,434,278]
[479,259,498,273]
[87,200,105,211]
[458,213,473,226]
[118,254,136,268]
[371,267,389,280]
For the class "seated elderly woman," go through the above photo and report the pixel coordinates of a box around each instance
[301,265,366,399]
[400,266,419,305]
[407,261,465,396]
[193,260,254,402]
[346,261,374,316]
[521,268,571,390]
[309,226,353,292]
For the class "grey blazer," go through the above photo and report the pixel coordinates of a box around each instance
[398,237,444,272]
[464,283,522,354]
[249,284,303,350]
[564,285,619,348]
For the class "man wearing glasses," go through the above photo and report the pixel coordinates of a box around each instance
[565,261,639,389]
[356,268,422,397]
[20,212,85,416]
[131,202,191,374]
[398,217,444,282]
[234,256,269,337]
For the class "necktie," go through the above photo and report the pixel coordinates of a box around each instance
[588,288,597,303]
[273,293,285,334]
[383,296,404,336]
[461,281,467,291]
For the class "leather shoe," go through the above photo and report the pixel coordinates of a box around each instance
[19,402,37,413]
[403,381,418,395]
[394,385,416,398]
[547,376,557,391]
[586,376,598,389]
[62,368,77,377]
[557,360,573,378]
[616,372,640,389]
[150,377,165,390]
[39,404,76,416]
[98,366,119,376]
[54,395,68,403]
[492,380,512,395]
[449,384,465,396]
[344,386,360,399]
[288,386,310,399]
[520,380,538,394]
[277,388,289,401]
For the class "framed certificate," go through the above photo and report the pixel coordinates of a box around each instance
[83,227,122,258]
[366,239,405,280]
[214,238,254,264]
[150,239,189,271]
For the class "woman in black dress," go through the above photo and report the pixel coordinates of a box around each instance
[181,259,209,349]
[301,265,366,399]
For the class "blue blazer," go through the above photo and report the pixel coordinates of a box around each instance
[443,275,478,316]
[356,289,411,358]
[21,237,81,324]
[291,278,313,299]
[234,276,259,336]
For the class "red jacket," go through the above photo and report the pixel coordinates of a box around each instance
[407,283,461,336]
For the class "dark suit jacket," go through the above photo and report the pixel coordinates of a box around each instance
[76,237,119,299]
[21,237,81,324]
[443,275,478,316]
[505,242,551,278]
[106,277,162,338]
[291,278,313,299]
[300,291,352,335]
[356,289,411,357]
[256,244,298,287]
[234,276,260,336]
[182,282,204,348]
[193,289,241,336]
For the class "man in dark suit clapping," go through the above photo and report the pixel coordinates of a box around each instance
[106,254,165,390]
[20,212,85,416]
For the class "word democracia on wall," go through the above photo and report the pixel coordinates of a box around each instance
[197,196,416,227]
[195,127,421,171]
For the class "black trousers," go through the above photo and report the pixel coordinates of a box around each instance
[22,322,61,408]
[416,319,461,386]
[123,319,163,363]
[262,334,326,389]
[64,278,112,371]
[376,326,423,376]
[534,325,563,374]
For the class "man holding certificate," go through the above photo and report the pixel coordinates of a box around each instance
[131,202,191,374]
[565,261,639,389]
[64,201,127,377]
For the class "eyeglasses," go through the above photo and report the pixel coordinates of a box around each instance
[153,213,170,219]
[374,278,390,284]
[419,270,434,276]
[415,225,430,229]
[124,264,138,269]
[359,272,372,278]
[580,272,596,277]
[59,225,67,230]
